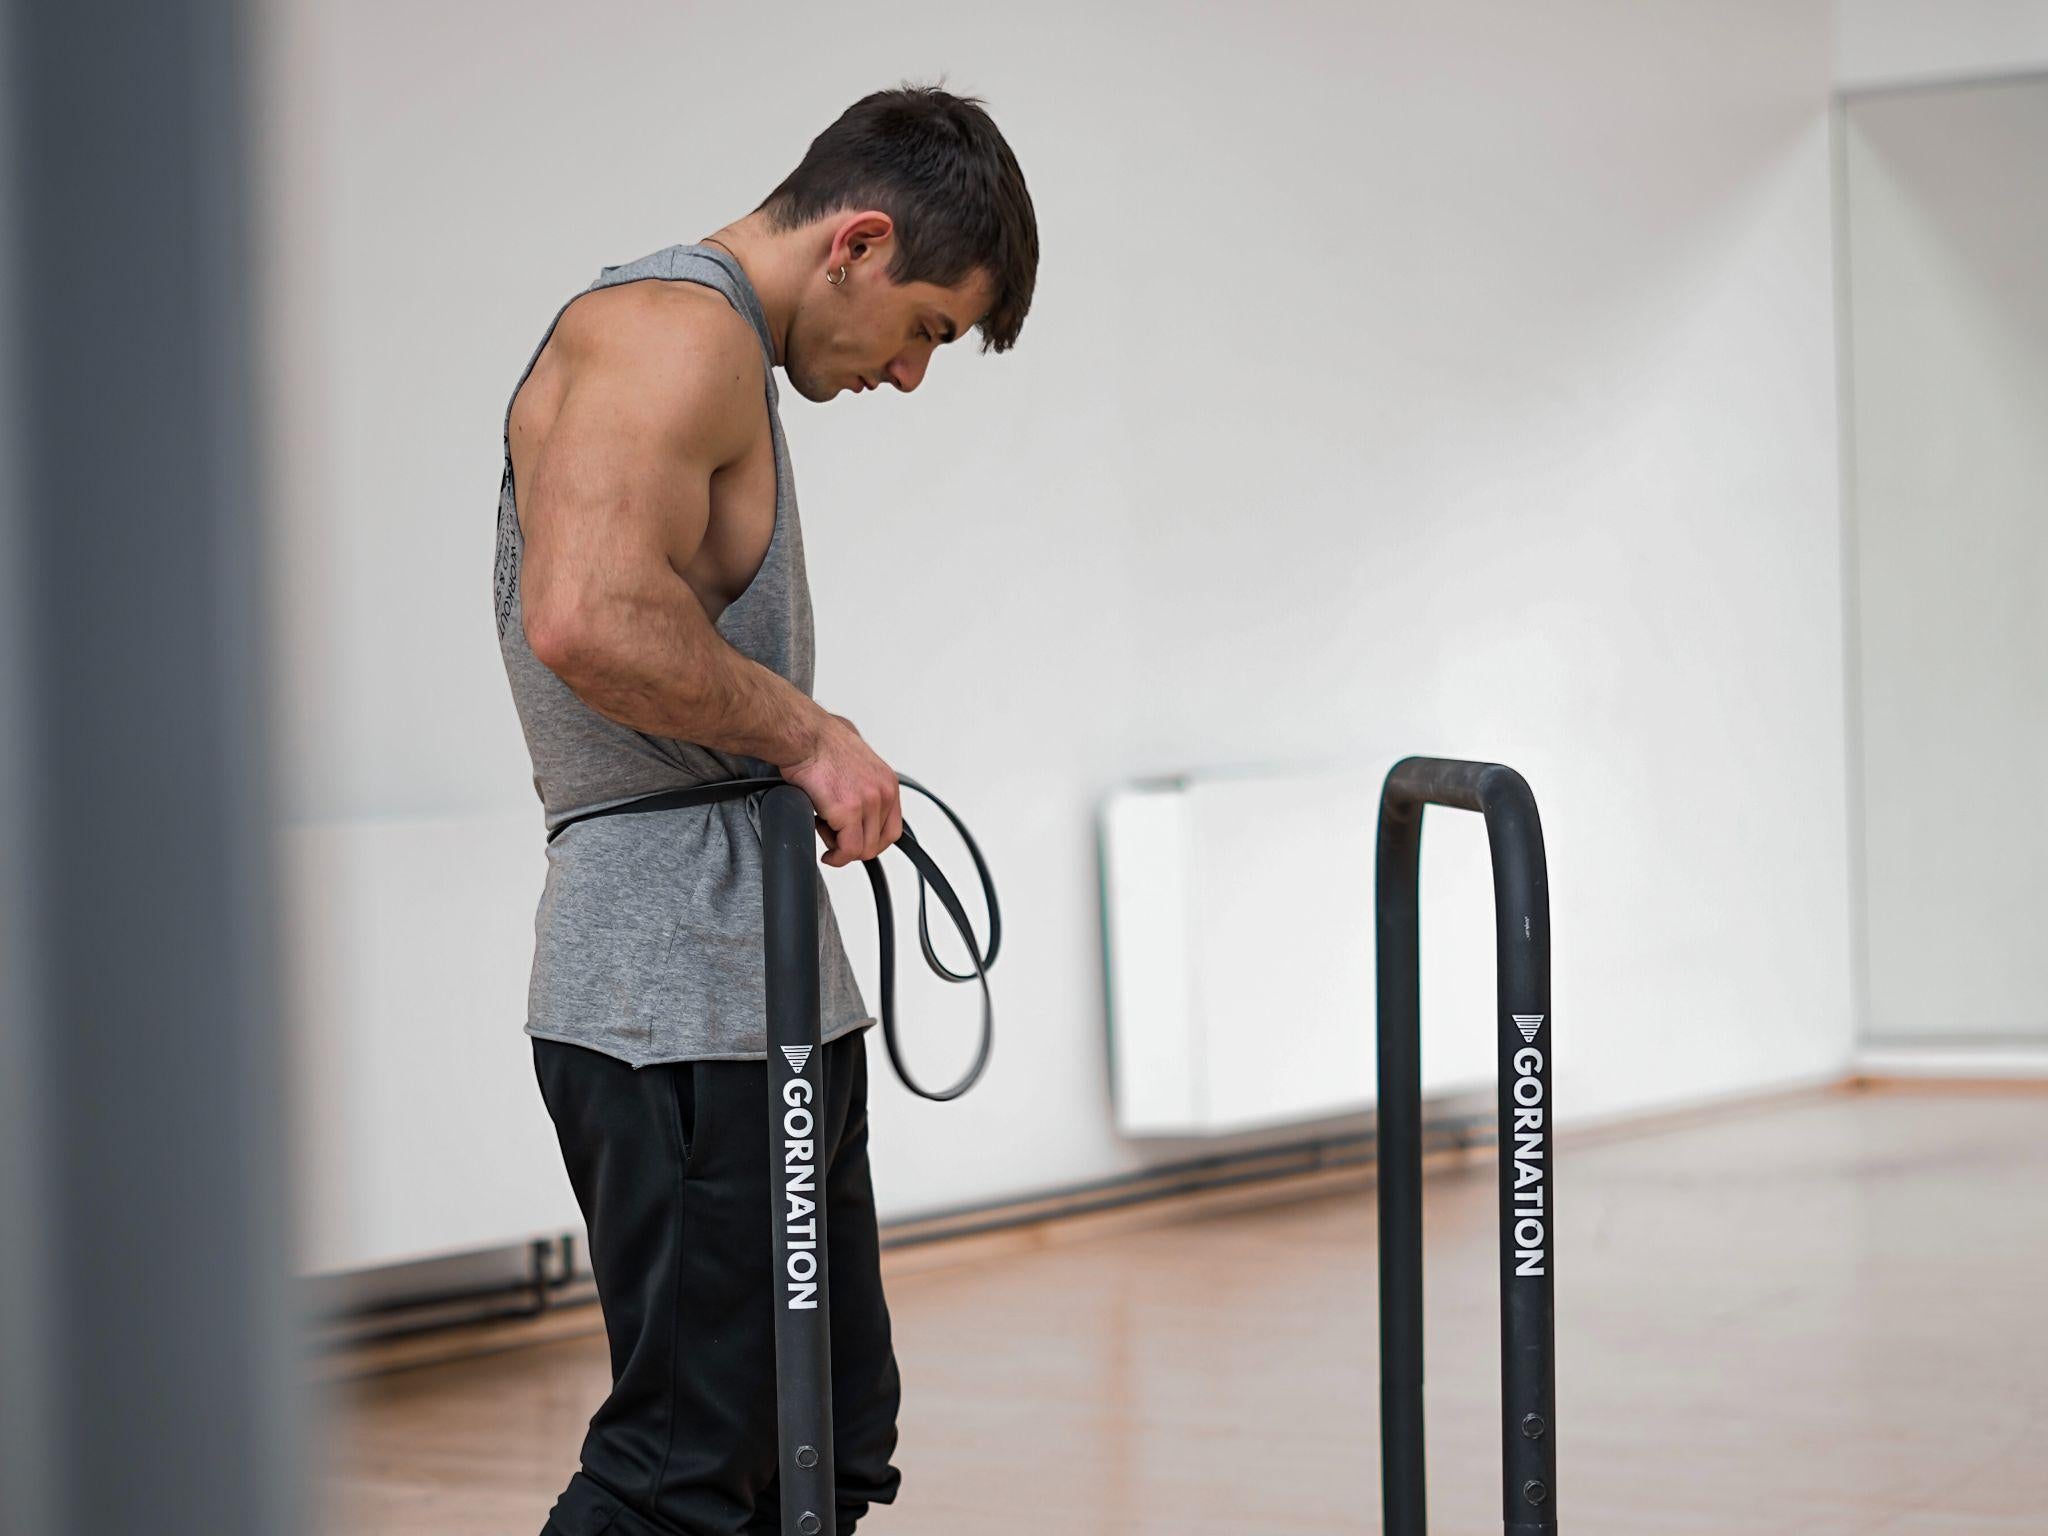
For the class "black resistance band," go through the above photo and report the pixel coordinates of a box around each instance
[545,773,1000,1102]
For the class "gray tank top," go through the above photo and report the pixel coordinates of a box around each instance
[494,242,871,1067]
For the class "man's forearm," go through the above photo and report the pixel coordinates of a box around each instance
[538,587,826,768]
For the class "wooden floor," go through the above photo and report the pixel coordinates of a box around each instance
[316,1084,2048,1534]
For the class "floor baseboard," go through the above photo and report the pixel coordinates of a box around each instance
[1853,1039,2048,1084]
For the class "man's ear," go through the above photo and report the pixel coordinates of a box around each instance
[832,209,896,269]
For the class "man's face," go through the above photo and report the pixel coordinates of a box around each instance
[786,256,994,404]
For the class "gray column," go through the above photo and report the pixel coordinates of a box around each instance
[0,1,307,1533]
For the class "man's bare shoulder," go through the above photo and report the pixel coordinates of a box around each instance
[549,278,765,459]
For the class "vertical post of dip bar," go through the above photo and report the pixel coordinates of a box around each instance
[1376,757,1558,1536]
[760,784,836,1536]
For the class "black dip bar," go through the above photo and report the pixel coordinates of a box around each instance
[1376,756,1557,1535]
[760,784,836,1536]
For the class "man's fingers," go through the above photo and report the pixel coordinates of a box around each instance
[817,817,848,868]
[858,795,883,862]
[804,776,901,866]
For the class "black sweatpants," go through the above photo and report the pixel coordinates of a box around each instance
[531,1025,902,1535]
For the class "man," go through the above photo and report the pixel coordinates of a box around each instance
[492,85,1037,1536]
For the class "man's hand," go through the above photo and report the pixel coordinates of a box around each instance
[780,714,903,867]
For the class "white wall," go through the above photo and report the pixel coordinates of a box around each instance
[252,0,1855,1275]
[1840,80,2048,1042]
[1837,0,2048,91]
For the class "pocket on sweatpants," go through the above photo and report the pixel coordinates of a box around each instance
[670,1058,705,1177]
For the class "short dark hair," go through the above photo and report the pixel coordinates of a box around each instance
[757,84,1038,354]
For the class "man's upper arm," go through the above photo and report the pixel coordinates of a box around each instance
[519,291,759,671]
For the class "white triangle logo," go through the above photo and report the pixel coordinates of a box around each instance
[781,1045,813,1075]
[1513,1014,1545,1043]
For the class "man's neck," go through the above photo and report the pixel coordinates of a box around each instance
[697,217,805,370]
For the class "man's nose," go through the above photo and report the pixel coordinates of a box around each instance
[885,354,927,392]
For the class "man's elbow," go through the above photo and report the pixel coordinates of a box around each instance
[523,588,603,683]
[523,583,705,718]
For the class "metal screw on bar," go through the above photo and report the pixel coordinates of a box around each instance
[1523,1479,1549,1506]
[795,1445,820,1469]
[797,1515,821,1535]
[1521,1413,1547,1439]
